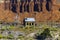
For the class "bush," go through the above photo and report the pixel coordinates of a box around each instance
[50,27,57,31]
[9,25,15,30]
[0,34,3,39]
[18,36,24,40]
[1,26,7,30]
[35,28,52,40]
[7,34,14,39]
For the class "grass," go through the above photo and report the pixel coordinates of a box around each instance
[0,24,60,40]
[0,34,3,39]
[7,34,14,39]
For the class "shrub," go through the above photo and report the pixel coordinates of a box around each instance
[7,34,14,39]
[0,34,3,39]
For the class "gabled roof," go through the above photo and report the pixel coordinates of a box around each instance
[25,18,35,22]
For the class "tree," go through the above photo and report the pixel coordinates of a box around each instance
[35,28,52,40]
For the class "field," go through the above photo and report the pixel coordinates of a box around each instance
[0,24,60,40]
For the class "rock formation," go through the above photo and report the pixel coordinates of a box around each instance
[0,0,60,24]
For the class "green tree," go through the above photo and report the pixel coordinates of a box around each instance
[35,28,52,40]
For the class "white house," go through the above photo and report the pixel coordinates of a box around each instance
[25,18,35,26]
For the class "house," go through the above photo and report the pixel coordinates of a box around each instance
[25,18,35,26]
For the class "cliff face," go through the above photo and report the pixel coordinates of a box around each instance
[0,0,60,24]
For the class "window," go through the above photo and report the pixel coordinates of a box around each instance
[32,23,34,25]
[30,23,31,25]
[27,23,28,25]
